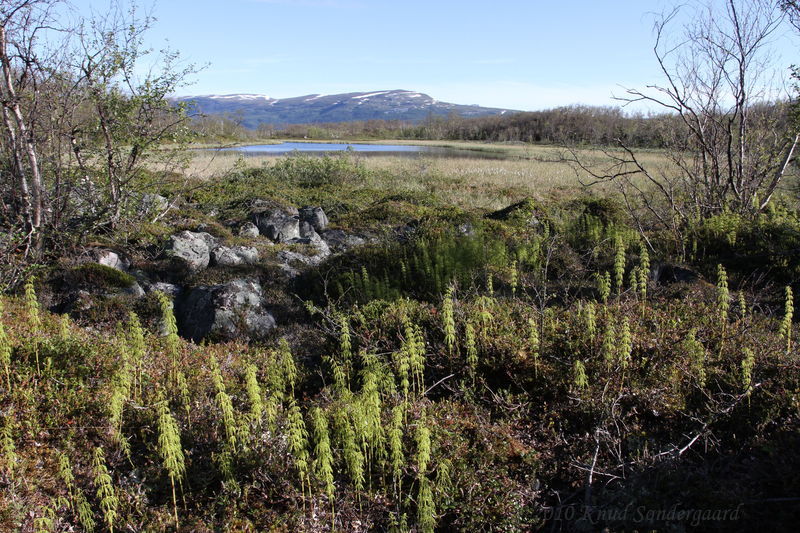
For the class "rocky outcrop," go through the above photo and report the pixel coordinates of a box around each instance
[239,222,260,238]
[165,231,218,272]
[210,246,260,267]
[320,229,365,253]
[141,193,170,214]
[299,206,329,232]
[251,201,300,243]
[93,249,130,271]
[653,263,700,285]
[176,278,276,342]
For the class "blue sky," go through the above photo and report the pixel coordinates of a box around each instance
[67,0,798,111]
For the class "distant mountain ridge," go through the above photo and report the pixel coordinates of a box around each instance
[173,90,516,128]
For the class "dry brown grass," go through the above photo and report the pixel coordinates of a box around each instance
[180,142,677,211]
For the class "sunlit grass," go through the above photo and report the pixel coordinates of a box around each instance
[180,141,679,211]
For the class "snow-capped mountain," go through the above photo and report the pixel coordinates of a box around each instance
[173,90,515,128]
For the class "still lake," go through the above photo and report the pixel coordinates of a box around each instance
[214,142,509,159]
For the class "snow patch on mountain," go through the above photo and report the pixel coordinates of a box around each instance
[352,91,391,99]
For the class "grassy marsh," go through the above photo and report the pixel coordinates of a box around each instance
[182,141,676,211]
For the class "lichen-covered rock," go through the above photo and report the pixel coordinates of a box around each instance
[239,222,260,238]
[141,193,170,214]
[320,229,365,253]
[299,206,329,232]
[145,281,182,298]
[252,203,300,243]
[165,231,217,272]
[299,220,316,239]
[93,249,130,271]
[176,278,275,342]
[211,246,260,267]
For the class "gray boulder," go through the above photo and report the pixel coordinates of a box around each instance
[211,246,260,267]
[320,229,365,253]
[299,206,329,232]
[252,203,300,243]
[239,222,260,238]
[299,220,316,239]
[93,249,130,271]
[165,231,217,272]
[176,278,276,342]
[141,193,170,214]
[122,281,146,298]
[145,281,182,298]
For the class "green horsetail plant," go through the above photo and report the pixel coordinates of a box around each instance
[157,292,180,383]
[339,313,353,377]
[527,316,540,377]
[278,338,298,397]
[544,307,557,339]
[465,321,478,381]
[286,398,310,504]
[311,407,335,521]
[327,354,349,397]
[57,452,75,497]
[474,295,495,341]
[264,390,280,435]
[127,312,146,399]
[33,504,55,533]
[415,411,431,480]
[602,313,616,369]
[618,317,632,370]
[779,286,793,353]
[486,271,494,296]
[738,291,748,319]
[0,322,11,389]
[57,451,97,532]
[717,264,730,328]
[741,348,755,393]
[108,340,132,436]
[92,447,118,533]
[435,458,453,508]
[572,359,588,391]
[613,235,626,295]
[244,364,264,427]
[441,286,456,355]
[24,277,42,373]
[388,404,404,496]
[58,314,71,344]
[156,394,186,529]
[1,413,17,477]
[175,371,192,428]
[417,477,436,533]
[597,271,611,304]
[510,259,519,297]
[628,266,639,297]
[639,242,650,285]
[683,329,707,387]
[332,407,365,494]
[636,242,649,303]
[392,346,411,401]
[358,351,386,474]
[73,489,96,533]
[402,318,425,396]
[209,356,238,452]
[638,267,648,304]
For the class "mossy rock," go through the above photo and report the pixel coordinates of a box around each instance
[341,198,433,228]
[69,263,136,289]
[571,196,627,227]
[485,197,546,227]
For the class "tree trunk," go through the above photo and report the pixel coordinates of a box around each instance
[0,24,44,231]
